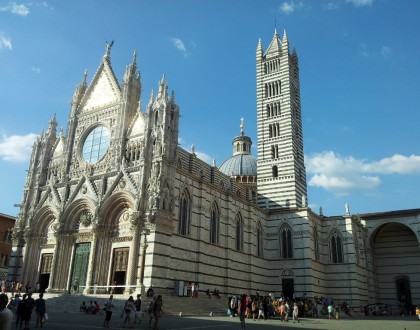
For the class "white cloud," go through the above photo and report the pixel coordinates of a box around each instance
[279,1,305,14]
[323,2,340,10]
[380,46,392,58]
[358,43,369,58]
[346,0,373,7]
[305,151,420,194]
[196,151,213,165]
[0,133,38,162]
[31,66,41,73]
[0,2,30,16]
[0,32,12,50]
[170,37,187,53]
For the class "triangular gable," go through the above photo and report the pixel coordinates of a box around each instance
[80,59,121,112]
[265,32,282,57]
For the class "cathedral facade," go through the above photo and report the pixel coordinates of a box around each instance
[9,29,419,309]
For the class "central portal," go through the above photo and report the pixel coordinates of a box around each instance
[70,242,91,293]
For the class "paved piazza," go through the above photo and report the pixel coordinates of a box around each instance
[19,312,420,330]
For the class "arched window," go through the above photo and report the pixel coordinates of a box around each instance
[330,230,343,263]
[314,227,320,261]
[210,203,220,244]
[272,165,278,177]
[154,111,159,126]
[279,224,293,258]
[178,190,191,236]
[235,214,243,251]
[257,222,263,257]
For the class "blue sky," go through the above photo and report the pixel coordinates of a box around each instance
[1,0,420,217]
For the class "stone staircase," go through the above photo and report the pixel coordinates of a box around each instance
[42,293,228,317]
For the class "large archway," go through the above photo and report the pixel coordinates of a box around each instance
[371,222,420,311]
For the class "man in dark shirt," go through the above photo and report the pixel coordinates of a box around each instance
[35,293,46,328]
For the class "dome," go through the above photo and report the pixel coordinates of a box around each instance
[219,118,257,177]
[219,154,257,176]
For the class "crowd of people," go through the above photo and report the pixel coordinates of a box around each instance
[0,292,46,330]
[226,293,359,323]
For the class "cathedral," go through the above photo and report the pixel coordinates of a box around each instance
[9,29,419,309]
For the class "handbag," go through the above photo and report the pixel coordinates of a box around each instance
[43,313,49,322]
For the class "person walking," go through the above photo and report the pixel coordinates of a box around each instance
[23,292,35,330]
[16,294,26,329]
[35,293,46,328]
[103,295,115,328]
[151,295,163,330]
[293,302,299,323]
[0,293,13,330]
[238,294,246,330]
[121,295,135,328]
[134,294,142,324]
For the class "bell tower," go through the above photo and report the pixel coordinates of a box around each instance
[256,29,307,210]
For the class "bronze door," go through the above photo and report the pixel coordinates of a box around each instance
[110,247,129,294]
[70,243,91,293]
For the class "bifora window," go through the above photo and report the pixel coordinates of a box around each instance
[82,126,111,163]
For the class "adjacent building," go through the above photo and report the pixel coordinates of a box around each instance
[0,213,15,283]
[9,29,419,310]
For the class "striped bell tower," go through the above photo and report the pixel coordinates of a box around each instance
[256,28,307,210]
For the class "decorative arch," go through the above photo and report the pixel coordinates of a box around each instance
[313,226,320,261]
[329,229,343,263]
[235,212,244,251]
[31,205,59,236]
[219,180,225,190]
[209,201,220,244]
[256,221,263,257]
[178,189,191,236]
[279,223,293,258]
[62,197,96,231]
[99,191,135,227]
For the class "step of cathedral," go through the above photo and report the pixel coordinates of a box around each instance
[41,293,228,317]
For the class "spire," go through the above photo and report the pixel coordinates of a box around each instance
[72,69,87,104]
[282,29,288,43]
[240,117,244,135]
[282,29,289,51]
[157,74,168,99]
[133,49,137,65]
[256,38,263,55]
[265,28,282,55]
[148,89,155,109]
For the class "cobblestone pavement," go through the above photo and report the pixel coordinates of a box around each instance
[17,312,420,330]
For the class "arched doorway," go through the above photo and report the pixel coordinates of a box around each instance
[371,222,419,312]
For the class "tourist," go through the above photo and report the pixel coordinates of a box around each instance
[327,303,333,319]
[151,295,163,330]
[134,294,142,324]
[35,293,46,328]
[23,292,35,329]
[238,294,246,330]
[0,293,13,330]
[121,295,135,328]
[284,301,290,322]
[335,304,340,320]
[80,301,87,312]
[103,295,115,328]
[251,298,258,321]
[16,294,26,329]
[293,302,299,323]
[25,281,31,294]
[73,279,79,294]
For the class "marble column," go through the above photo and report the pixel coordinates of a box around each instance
[50,233,75,293]
[124,212,142,294]
[85,232,97,294]
[136,230,149,295]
